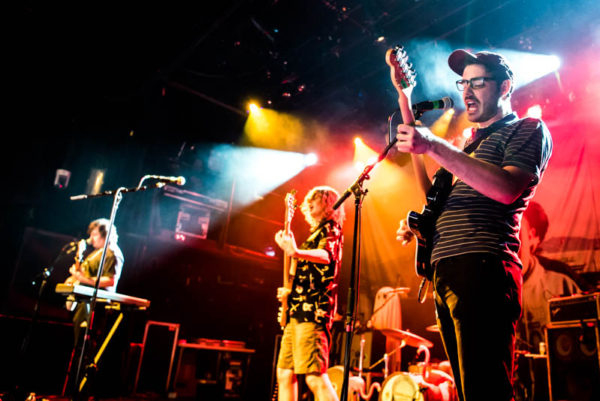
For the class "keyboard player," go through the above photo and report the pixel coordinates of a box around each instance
[64,218,124,347]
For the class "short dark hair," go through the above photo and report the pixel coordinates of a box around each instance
[88,218,118,243]
[523,201,549,242]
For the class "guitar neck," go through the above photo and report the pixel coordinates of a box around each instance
[282,224,294,288]
[397,94,415,126]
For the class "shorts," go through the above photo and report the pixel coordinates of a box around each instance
[277,318,330,374]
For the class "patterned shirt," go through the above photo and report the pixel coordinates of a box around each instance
[288,219,343,329]
[431,113,553,267]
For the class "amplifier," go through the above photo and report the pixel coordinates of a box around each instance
[546,322,600,401]
[548,293,600,324]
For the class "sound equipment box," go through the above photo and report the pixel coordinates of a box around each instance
[546,320,600,401]
[548,292,600,324]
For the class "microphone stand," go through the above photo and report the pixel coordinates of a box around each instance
[334,128,401,401]
[69,177,163,397]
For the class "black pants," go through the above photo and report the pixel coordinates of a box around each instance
[433,253,522,401]
[73,302,91,349]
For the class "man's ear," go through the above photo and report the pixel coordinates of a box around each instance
[500,79,512,99]
[529,226,542,251]
[529,227,538,240]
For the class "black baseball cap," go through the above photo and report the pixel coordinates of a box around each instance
[448,49,514,81]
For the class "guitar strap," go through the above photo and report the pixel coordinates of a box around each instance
[439,113,520,185]
[463,113,519,154]
[303,218,331,245]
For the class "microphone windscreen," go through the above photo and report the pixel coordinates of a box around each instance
[442,96,454,109]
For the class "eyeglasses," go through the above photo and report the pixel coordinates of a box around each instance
[456,77,497,91]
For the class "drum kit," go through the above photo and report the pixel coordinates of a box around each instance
[327,289,457,401]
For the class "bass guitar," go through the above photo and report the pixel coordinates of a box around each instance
[278,190,297,329]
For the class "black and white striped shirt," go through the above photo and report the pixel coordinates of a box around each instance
[431,113,553,267]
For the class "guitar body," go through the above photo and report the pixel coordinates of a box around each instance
[407,210,434,280]
[64,275,80,311]
[407,168,452,281]
[407,168,453,280]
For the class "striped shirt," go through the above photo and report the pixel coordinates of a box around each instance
[431,113,553,267]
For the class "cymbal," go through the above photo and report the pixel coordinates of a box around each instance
[426,324,440,333]
[379,328,434,348]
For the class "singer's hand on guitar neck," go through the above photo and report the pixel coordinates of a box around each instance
[396,219,415,246]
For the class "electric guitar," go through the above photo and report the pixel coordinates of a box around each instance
[386,45,453,283]
[278,190,297,329]
[64,239,87,311]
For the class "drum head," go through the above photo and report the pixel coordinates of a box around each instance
[379,372,424,401]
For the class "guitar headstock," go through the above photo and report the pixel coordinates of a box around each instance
[76,239,87,263]
[284,190,297,230]
[385,45,417,96]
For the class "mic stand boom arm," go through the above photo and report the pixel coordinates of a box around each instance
[69,180,165,201]
[332,131,398,401]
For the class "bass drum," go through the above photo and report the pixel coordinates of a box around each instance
[379,372,456,401]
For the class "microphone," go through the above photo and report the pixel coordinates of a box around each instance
[64,239,90,254]
[412,96,454,113]
[149,175,186,186]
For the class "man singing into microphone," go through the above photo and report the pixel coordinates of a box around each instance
[66,218,124,346]
[395,50,552,401]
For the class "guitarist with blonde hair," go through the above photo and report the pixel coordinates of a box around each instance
[392,48,552,401]
[275,186,344,401]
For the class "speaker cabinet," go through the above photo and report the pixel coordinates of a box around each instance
[546,321,600,401]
